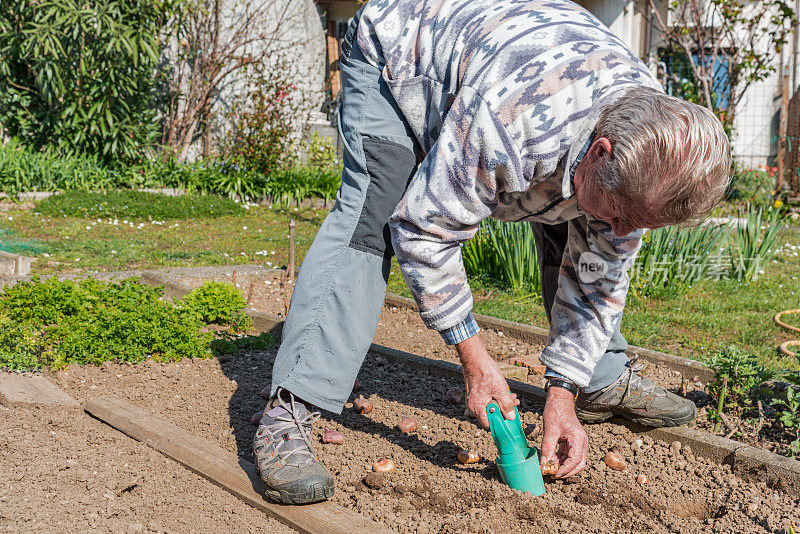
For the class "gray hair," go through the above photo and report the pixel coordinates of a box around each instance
[594,86,731,228]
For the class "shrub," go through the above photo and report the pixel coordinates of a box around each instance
[221,56,307,177]
[36,190,242,220]
[727,166,776,205]
[306,132,341,172]
[183,281,251,332]
[0,0,182,163]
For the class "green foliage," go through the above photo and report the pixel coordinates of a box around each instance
[772,387,800,457]
[0,0,183,162]
[630,222,729,297]
[0,277,213,370]
[178,164,341,205]
[306,132,342,172]
[0,141,339,205]
[222,56,305,177]
[705,346,775,423]
[210,332,274,355]
[183,281,251,332]
[462,219,541,293]
[727,165,777,204]
[0,139,152,196]
[729,204,785,281]
[37,190,242,220]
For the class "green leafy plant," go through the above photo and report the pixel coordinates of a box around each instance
[730,204,785,281]
[0,277,213,370]
[183,281,251,332]
[705,346,775,428]
[0,0,183,162]
[37,190,242,220]
[221,56,307,178]
[631,222,730,297]
[773,387,800,457]
[306,132,341,172]
[462,219,540,293]
[211,332,273,355]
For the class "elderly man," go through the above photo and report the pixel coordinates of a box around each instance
[252,0,731,504]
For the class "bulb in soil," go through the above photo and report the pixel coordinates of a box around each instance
[603,451,627,471]
[353,395,373,414]
[372,458,395,473]
[353,378,362,391]
[445,388,464,405]
[397,417,417,434]
[636,474,649,485]
[457,449,481,464]
[322,428,343,445]
[540,462,558,476]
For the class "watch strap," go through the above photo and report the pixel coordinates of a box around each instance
[545,377,579,400]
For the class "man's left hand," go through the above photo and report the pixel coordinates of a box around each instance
[540,386,588,478]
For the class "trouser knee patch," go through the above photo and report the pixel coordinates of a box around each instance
[349,137,417,257]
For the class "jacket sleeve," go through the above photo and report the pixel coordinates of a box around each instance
[538,214,644,387]
[388,85,521,331]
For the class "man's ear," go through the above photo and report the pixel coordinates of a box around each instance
[587,137,613,162]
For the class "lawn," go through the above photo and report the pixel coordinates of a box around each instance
[2,190,798,372]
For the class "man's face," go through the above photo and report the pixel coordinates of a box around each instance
[573,137,636,237]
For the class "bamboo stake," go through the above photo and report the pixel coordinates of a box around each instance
[777,74,790,195]
[288,219,296,280]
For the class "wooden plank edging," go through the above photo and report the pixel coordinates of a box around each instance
[84,397,392,534]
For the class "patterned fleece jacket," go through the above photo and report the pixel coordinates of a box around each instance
[356,0,662,387]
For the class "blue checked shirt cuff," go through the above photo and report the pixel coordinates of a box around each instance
[439,312,480,345]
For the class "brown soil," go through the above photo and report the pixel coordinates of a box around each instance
[179,268,800,458]
[51,349,799,533]
[0,401,295,533]
[4,267,798,532]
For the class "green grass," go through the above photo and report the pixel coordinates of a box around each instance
[37,190,243,220]
[3,192,799,373]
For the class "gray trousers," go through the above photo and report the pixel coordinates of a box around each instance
[270,15,629,413]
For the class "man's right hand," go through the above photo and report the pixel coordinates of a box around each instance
[540,385,588,478]
[455,334,519,429]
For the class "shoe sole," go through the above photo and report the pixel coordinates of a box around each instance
[264,481,335,505]
[577,406,696,428]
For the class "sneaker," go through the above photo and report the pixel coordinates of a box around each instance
[575,359,696,427]
[252,388,335,504]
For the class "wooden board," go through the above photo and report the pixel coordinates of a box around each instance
[84,397,391,534]
[0,374,80,409]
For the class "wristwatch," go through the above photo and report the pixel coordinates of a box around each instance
[545,377,579,400]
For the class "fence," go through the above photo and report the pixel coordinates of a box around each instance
[787,87,800,196]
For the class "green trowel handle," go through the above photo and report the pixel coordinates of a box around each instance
[486,403,529,463]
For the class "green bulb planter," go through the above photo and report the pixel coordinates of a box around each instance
[486,403,546,496]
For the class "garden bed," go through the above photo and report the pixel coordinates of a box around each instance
[152,267,800,461]
[48,347,799,532]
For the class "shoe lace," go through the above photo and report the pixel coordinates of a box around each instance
[620,356,649,400]
[266,388,321,466]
